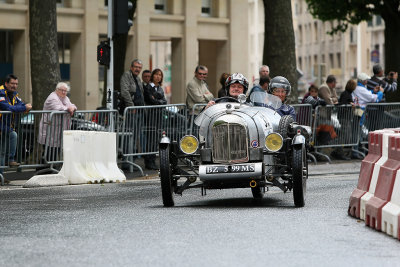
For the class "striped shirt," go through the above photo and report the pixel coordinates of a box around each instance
[366,76,397,93]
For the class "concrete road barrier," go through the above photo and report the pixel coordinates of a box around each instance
[365,134,400,230]
[348,131,383,218]
[24,131,125,187]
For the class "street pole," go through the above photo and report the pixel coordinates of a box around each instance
[107,0,114,111]
[107,0,114,131]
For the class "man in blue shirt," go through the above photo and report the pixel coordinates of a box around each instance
[0,74,32,179]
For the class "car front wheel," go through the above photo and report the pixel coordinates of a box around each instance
[292,144,307,207]
[160,145,175,207]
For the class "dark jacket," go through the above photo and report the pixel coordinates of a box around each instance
[144,83,167,105]
[0,86,27,132]
[339,90,353,105]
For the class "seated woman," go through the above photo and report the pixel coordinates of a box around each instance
[205,73,249,109]
[268,76,296,120]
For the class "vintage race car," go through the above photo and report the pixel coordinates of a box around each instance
[159,92,311,207]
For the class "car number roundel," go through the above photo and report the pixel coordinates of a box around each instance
[251,140,259,148]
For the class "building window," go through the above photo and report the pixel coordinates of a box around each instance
[329,53,334,68]
[298,25,302,44]
[376,15,382,26]
[0,30,13,82]
[336,53,341,68]
[154,0,166,14]
[201,0,211,17]
[314,22,318,42]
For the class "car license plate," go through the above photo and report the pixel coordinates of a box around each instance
[206,164,255,174]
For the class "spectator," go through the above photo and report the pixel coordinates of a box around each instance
[186,65,214,115]
[142,69,151,88]
[0,74,32,181]
[120,59,156,170]
[143,69,167,170]
[217,72,230,98]
[38,82,77,162]
[366,64,397,97]
[253,65,270,86]
[353,72,383,109]
[247,75,270,101]
[318,75,338,105]
[338,79,363,159]
[302,84,326,108]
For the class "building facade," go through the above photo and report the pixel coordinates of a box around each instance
[0,0,250,109]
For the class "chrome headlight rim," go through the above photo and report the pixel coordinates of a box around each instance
[179,135,199,154]
[265,133,283,152]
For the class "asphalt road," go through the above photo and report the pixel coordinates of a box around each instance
[1,164,400,267]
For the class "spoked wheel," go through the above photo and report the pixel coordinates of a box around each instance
[278,115,294,139]
[159,145,175,207]
[292,144,307,207]
[251,185,265,199]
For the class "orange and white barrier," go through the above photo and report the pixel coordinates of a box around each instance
[349,128,400,240]
[348,131,383,218]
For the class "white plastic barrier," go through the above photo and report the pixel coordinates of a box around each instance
[63,131,125,184]
[24,131,125,187]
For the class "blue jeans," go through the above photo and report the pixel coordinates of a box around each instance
[0,130,17,174]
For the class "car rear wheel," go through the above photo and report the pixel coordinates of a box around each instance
[160,145,175,207]
[292,144,307,207]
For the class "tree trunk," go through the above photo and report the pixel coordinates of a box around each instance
[381,8,400,102]
[29,0,61,110]
[263,0,298,103]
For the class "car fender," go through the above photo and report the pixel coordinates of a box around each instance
[292,134,306,146]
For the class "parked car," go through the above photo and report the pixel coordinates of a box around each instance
[159,93,311,207]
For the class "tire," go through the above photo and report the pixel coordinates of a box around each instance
[278,115,294,139]
[292,144,307,207]
[159,145,175,207]
[251,185,265,199]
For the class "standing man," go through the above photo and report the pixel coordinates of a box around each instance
[186,65,214,115]
[141,69,151,88]
[366,64,397,99]
[120,59,157,170]
[253,65,270,86]
[247,75,270,101]
[0,74,32,178]
[318,75,338,105]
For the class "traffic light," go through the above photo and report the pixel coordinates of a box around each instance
[97,41,111,66]
[114,0,133,35]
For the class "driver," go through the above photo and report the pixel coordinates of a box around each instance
[268,76,296,120]
[205,73,249,109]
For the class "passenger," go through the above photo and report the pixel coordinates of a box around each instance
[268,76,296,120]
[205,73,249,109]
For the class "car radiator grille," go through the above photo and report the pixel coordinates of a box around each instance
[212,123,248,163]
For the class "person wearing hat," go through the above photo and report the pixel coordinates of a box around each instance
[353,72,383,109]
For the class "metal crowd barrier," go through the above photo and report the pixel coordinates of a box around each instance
[360,102,400,146]
[311,105,362,161]
[189,103,207,136]
[119,104,187,175]
[293,104,313,126]
[0,109,118,184]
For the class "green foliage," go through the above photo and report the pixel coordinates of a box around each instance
[305,0,382,34]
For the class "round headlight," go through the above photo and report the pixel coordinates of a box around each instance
[265,133,283,152]
[180,135,199,154]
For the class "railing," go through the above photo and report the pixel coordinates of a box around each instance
[118,104,187,175]
[2,102,400,185]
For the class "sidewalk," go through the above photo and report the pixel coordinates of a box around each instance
[0,158,362,189]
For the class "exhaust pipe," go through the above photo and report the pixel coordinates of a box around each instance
[250,180,257,188]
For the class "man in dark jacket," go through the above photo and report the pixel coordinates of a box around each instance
[0,74,32,177]
[366,64,397,100]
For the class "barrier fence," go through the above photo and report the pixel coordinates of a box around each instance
[2,102,400,185]
[119,104,187,175]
